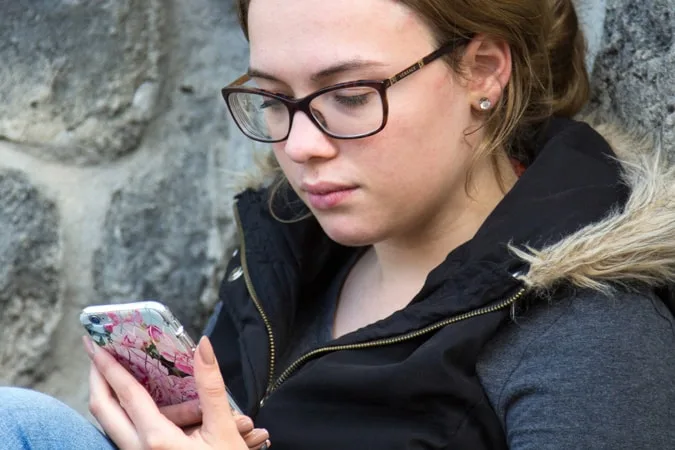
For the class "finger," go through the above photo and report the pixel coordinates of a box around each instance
[175,413,252,435]
[242,428,270,449]
[159,399,202,427]
[85,335,174,436]
[88,362,141,450]
[193,336,240,440]
[234,414,254,435]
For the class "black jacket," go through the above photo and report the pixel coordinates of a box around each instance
[210,118,674,449]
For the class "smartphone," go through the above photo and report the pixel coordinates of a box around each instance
[80,301,243,413]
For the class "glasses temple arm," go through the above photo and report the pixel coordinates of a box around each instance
[227,74,251,87]
[385,38,469,88]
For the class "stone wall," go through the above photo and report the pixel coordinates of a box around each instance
[589,0,675,150]
[0,0,673,417]
[0,0,255,412]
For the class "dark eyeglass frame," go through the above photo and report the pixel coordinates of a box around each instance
[220,38,469,143]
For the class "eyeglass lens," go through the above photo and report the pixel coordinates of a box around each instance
[227,86,384,141]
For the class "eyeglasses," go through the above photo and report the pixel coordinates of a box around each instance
[220,39,467,143]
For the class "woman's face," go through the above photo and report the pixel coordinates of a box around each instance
[248,0,486,247]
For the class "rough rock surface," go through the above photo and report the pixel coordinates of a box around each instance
[0,0,163,164]
[574,0,607,70]
[92,0,253,340]
[92,145,227,339]
[0,170,62,386]
[588,0,675,154]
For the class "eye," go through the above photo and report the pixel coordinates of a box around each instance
[260,98,284,110]
[334,93,371,107]
[258,97,289,116]
[328,86,376,109]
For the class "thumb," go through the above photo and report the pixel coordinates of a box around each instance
[194,336,238,439]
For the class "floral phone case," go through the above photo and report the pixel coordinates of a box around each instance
[80,301,200,407]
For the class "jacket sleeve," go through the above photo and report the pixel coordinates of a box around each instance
[476,288,675,450]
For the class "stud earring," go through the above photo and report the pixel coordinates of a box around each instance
[479,97,492,111]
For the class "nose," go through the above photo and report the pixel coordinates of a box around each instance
[282,111,338,163]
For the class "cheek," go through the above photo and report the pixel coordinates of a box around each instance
[272,145,292,174]
[360,89,474,193]
[405,81,473,158]
[269,146,298,192]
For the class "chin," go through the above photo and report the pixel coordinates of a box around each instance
[317,216,380,247]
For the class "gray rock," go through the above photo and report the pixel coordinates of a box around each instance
[92,144,230,340]
[0,170,62,386]
[92,0,254,341]
[574,0,608,71]
[588,0,675,155]
[0,0,164,165]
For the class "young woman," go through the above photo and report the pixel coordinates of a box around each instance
[2,0,674,449]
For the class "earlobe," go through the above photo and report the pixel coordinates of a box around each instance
[464,35,512,111]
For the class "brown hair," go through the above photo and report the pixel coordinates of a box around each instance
[235,0,589,211]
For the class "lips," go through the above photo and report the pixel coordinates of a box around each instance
[301,182,357,210]
[302,182,355,195]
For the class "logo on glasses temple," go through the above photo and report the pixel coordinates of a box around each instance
[389,61,425,85]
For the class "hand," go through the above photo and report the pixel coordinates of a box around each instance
[84,335,271,450]
[160,399,270,449]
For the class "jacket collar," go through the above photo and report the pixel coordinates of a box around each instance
[233,117,673,343]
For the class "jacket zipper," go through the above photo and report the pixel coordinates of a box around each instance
[234,203,527,407]
[233,205,278,403]
[264,287,526,400]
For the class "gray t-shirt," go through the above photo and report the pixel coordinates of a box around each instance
[477,288,675,449]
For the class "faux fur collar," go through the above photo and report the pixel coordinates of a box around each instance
[514,119,675,293]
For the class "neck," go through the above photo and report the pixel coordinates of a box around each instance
[370,154,518,296]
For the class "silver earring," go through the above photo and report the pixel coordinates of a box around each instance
[479,97,492,111]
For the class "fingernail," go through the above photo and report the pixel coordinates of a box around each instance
[248,428,268,439]
[198,336,216,365]
[82,336,96,357]
[264,439,272,448]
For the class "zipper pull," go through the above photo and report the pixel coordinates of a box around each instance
[259,387,273,408]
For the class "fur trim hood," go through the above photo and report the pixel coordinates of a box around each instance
[513,120,675,293]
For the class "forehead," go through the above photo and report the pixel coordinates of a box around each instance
[247,0,435,76]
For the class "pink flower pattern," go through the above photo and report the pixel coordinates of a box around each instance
[87,308,198,407]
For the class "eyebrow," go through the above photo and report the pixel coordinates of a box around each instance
[247,60,388,84]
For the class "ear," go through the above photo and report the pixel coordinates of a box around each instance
[461,35,512,111]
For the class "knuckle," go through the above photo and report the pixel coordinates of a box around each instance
[201,384,224,398]
[88,398,102,417]
[143,432,169,449]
